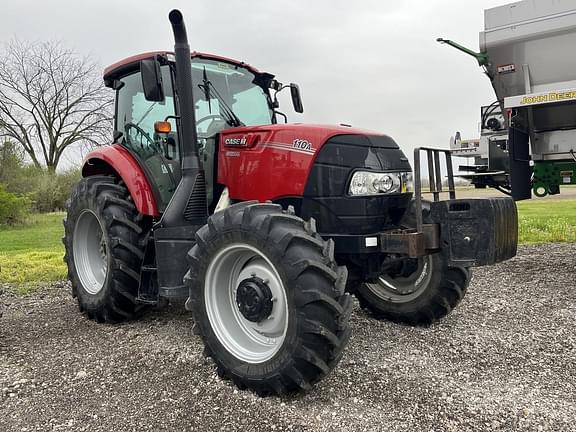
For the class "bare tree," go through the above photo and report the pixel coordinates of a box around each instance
[0,40,112,172]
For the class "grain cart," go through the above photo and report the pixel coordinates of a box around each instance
[63,10,517,395]
[439,0,576,200]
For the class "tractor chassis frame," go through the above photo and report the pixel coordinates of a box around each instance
[136,147,518,305]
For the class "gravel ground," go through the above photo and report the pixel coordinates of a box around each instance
[1,243,575,431]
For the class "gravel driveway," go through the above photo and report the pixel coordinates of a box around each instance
[1,243,575,431]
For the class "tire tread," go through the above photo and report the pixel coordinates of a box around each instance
[186,202,352,395]
[63,176,149,323]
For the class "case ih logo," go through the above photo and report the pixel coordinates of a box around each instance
[224,137,247,146]
[292,139,313,152]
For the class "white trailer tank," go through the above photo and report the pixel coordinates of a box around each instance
[441,0,576,199]
[483,0,576,160]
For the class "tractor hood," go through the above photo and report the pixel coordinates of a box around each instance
[219,123,387,157]
[217,122,412,230]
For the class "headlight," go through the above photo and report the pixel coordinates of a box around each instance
[348,171,413,196]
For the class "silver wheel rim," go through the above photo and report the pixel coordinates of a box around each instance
[73,210,107,295]
[204,243,288,364]
[366,255,433,303]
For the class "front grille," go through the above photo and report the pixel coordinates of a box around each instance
[301,134,412,235]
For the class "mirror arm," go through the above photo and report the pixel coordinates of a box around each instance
[271,84,290,110]
[274,110,288,124]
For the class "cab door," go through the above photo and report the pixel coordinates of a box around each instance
[115,65,180,212]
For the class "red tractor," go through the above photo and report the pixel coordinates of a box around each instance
[63,10,517,395]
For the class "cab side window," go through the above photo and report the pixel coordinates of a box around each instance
[115,66,180,210]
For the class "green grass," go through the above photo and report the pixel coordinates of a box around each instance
[516,199,576,243]
[0,212,66,291]
[0,199,574,290]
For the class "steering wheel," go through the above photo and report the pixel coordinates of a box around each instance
[196,114,227,138]
[125,122,155,147]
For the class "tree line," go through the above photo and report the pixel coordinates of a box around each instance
[0,39,111,224]
[0,140,81,223]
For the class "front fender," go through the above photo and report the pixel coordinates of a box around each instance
[82,144,160,216]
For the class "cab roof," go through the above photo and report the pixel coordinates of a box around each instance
[103,51,263,83]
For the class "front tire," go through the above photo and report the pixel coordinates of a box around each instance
[63,176,149,322]
[185,202,352,395]
[355,253,470,326]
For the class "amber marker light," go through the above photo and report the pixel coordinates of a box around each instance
[154,121,172,133]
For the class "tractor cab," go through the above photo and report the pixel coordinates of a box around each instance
[104,52,282,211]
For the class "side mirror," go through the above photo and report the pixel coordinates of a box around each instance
[290,83,304,113]
[141,57,165,102]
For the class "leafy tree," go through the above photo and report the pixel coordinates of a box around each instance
[32,169,80,212]
[0,184,30,225]
[0,138,30,194]
[0,138,80,212]
[0,139,24,174]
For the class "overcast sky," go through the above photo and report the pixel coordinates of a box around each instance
[1,0,510,168]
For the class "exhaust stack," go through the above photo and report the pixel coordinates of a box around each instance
[160,9,208,227]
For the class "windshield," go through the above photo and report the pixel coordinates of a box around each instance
[191,58,272,131]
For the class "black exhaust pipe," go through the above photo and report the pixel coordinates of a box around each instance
[160,9,208,227]
[150,10,208,297]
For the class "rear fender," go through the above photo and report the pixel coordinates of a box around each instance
[82,144,160,216]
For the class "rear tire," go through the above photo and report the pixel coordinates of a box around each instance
[63,176,149,322]
[355,253,470,326]
[185,202,352,395]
